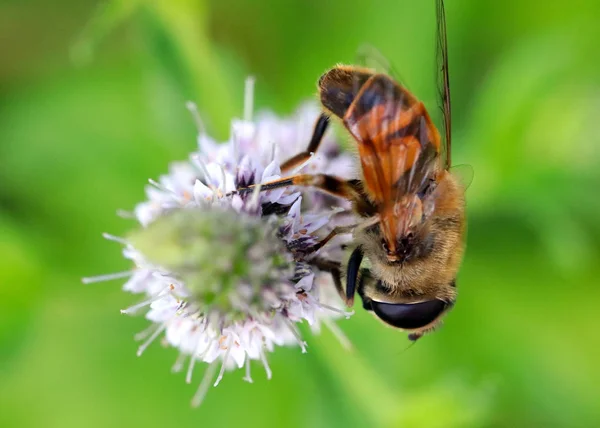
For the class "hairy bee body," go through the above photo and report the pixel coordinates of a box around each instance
[235,0,465,340]
[353,169,465,306]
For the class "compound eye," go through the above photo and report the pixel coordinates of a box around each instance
[370,299,448,330]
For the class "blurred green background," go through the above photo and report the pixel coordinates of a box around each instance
[1,0,599,427]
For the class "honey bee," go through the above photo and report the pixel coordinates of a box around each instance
[237,0,470,341]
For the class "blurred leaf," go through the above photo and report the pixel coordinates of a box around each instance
[0,217,43,367]
[142,0,238,136]
[71,0,143,66]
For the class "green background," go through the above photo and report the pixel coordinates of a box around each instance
[1,0,599,427]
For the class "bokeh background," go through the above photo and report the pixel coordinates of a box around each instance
[1,0,599,427]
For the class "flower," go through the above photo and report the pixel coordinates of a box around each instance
[83,77,356,406]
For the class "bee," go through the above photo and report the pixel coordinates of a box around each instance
[236,0,469,341]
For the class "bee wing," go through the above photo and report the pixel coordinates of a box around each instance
[449,164,474,191]
[355,44,410,90]
[343,74,442,207]
[436,0,452,170]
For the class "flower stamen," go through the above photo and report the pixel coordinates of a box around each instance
[81,270,133,284]
[186,101,206,135]
[282,316,308,353]
[258,347,272,380]
[148,179,177,197]
[116,209,136,219]
[316,302,355,319]
[134,323,159,341]
[323,318,353,351]
[102,232,129,245]
[218,164,227,193]
[248,182,263,212]
[191,361,219,408]
[186,350,199,384]
[243,76,255,122]
[190,154,212,185]
[120,284,174,315]
[120,295,162,315]
[172,352,186,373]
[243,357,253,383]
[213,335,234,387]
[136,322,167,357]
[185,326,211,383]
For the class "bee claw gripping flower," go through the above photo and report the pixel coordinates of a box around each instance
[83,78,356,407]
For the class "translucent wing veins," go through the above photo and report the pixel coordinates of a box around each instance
[436,0,452,170]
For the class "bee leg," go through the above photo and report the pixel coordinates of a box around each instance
[298,223,357,257]
[310,257,351,306]
[345,247,364,307]
[311,256,374,311]
[356,268,374,311]
[236,173,362,202]
[280,113,330,173]
[301,213,383,256]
